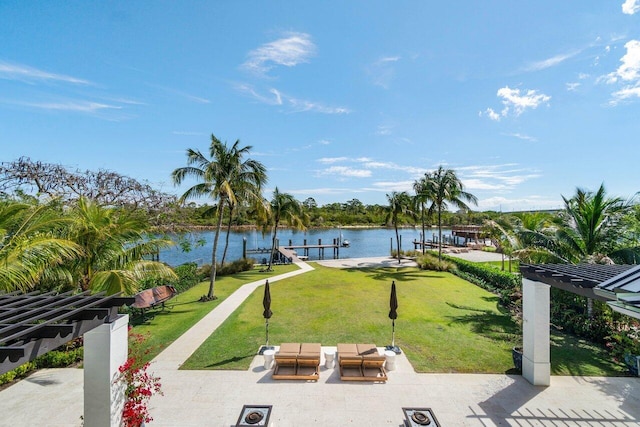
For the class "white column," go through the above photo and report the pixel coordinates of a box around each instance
[522,279,550,386]
[84,314,129,427]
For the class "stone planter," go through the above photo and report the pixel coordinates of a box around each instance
[512,347,523,372]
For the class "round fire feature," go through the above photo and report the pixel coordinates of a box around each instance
[244,411,264,424]
[411,411,432,425]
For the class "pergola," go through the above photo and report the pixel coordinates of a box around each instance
[0,290,133,426]
[519,263,640,386]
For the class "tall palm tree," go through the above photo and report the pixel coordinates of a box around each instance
[265,188,307,271]
[0,200,81,292]
[172,135,267,300]
[68,197,176,295]
[220,176,270,265]
[413,176,433,254]
[385,191,413,264]
[423,166,478,260]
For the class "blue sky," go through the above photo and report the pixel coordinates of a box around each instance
[2,1,640,211]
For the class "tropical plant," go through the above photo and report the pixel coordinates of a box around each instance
[264,188,308,271]
[384,191,414,264]
[171,135,267,300]
[115,328,162,427]
[413,176,433,254]
[67,197,176,295]
[0,199,81,292]
[423,166,478,260]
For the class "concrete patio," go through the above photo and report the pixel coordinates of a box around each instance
[2,350,639,426]
[1,255,639,426]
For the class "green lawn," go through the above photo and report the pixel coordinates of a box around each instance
[130,264,298,363]
[140,263,626,376]
[182,265,520,373]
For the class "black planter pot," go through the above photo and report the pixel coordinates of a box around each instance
[512,347,523,372]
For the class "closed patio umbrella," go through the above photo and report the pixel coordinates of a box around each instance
[385,280,401,354]
[259,280,274,355]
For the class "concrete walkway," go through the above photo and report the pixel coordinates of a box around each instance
[1,256,639,426]
[152,261,314,370]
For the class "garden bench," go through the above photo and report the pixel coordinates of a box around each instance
[131,285,177,318]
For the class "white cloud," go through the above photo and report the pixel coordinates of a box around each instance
[477,195,561,212]
[368,56,401,89]
[242,32,316,76]
[287,96,351,114]
[566,82,581,91]
[320,166,372,178]
[370,180,415,193]
[496,86,551,116]
[484,108,501,121]
[604,40,640,83]
[376,125,393,135]
[457,164,540,192]
[318,157,349,164]
[525,51,579,71]
[503,132,537,142]
[483,86,551,120]
[611,86,640,101]
[602,40,640,104]
[622,0,640,15]
[0,61,90,84]
[236,83,350,114]
[22,100,121,112]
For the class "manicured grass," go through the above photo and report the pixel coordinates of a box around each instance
[130,264,298,363]
[550,331,626,376]
[181,265,520,373]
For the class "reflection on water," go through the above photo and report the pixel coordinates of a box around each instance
[159,227,456,266]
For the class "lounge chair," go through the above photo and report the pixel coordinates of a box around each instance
[296,343,321,379]
[337,343,388,382]
[272,342,320,381]
[272,343,300,378]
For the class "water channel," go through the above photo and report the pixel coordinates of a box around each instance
[159,227,461,266]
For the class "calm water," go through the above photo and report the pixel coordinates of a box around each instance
[159,227,457,266]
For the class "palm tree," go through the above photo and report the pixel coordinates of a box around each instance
[265,188,307,271]
[0,200,81,292]
[423,166,478,260]
[68,197,176,295]
[555,184,634,264]
[385,191,413,264]
[413,176,433,254]
[172,135,267,300]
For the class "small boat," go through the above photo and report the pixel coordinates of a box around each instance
[341,239,350,247]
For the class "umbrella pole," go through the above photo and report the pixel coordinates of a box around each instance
[266,318,269,347]
[391,319,395,347]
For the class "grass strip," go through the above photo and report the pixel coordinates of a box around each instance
[130,264,298,363]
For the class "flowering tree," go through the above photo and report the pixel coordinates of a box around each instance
[115,329,162,427]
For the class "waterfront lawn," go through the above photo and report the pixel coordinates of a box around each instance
[182,265,518,372]
[131,264,298,363]
[181,265,626,376]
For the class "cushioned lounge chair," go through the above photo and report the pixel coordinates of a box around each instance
[338,343,388,382]
[273,343,300,378]
[272,343,320,381]
[296,343,321,379]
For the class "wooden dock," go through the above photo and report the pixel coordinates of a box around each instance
[243,237,342,262]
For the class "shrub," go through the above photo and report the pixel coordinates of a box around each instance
[217,258,255,276]
[138,262,201,294]
[444,255,521,291]
[0,361,36,386]
[198,258,255,278]
[416,253,454,272]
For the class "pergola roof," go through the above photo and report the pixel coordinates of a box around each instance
[0,291,133,375]
[520,263,640,319]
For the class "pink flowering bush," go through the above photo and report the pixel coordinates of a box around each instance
[115,328,162,427]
